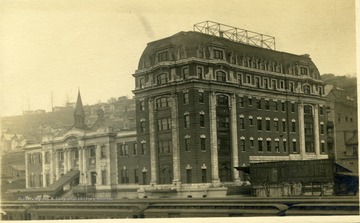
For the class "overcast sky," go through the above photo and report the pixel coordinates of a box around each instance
[0,0,357,116]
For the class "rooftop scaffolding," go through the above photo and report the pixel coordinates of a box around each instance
[193,21,276,50]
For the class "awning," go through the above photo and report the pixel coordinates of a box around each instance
[234,166,250,174]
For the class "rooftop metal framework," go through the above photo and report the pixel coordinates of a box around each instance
[193,21,276,50]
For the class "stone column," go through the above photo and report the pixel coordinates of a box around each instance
[83,147,87,185]
[298,103,306,158]
[96,145,101,185]
[63,148,68,173]
[171,94,181,185]
[209,92,220,186]
[106,144,111,186]
[314,105,320,157]
[49,150,54,184]
[230,94,240,183]
[55,150,59,180]
[78,147,83,184]
[149,98,157,184]
[41,151,46,187]
[67,149,72,171]
[25,153,29,188]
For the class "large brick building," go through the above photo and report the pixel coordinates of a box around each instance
[23,23,330,198]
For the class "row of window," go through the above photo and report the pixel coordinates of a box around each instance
[138,69,324,96]
[117,143,146,156]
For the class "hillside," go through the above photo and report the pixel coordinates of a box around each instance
[321,74,357,99]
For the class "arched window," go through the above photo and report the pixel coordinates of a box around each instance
[216,71,227,82]
[157,73,168,85]
[303,85,311,94]
[156,97,170,109]
[216,95,229,106]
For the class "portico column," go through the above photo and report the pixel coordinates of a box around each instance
[64,148,68,173]
[55,150,59,180]
[96,145,101,185]
[49,150,54,184]
[79,147,83,184]
[171,94,181,185]
[149,98,157,184]
[67,149,72,171]
[209,92,220,186]
[298,103,306,158]
[41,151,46,187]
[314,105,320,157]
[82,147,87,185]
[230,94,240,183]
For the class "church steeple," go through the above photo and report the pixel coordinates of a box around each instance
[74,89,86,129]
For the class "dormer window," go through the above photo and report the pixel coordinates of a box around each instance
[300,67,308,75]
[214,49,224,59]
[158,51,169,62]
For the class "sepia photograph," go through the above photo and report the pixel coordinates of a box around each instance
[0,0,359,221]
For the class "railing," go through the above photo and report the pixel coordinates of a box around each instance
[193,20,276,50]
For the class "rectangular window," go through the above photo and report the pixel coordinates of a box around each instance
[274,101,278,111]
[275,141,280,153]
[121,169,129,184]
[292,121,296,133]
[320,124,324,134]
[255,77,260,88]
[39,174,43,187]
[290,82,295,92]
[267,141,271,152]
[272,80,277,90]
[258,140,263,152]
[200,138,206,151]
[250,139,254,147]
[89,147,96,158]
[257,99,261,109]
[320,106,324,115]
[282,121,286,132]
[292,141,297,152]
[321,143,325,153]
[139,78,145,89]
[141,143,146,155]
[283,141,287,152]
[140,121,146,133]
[184,115,190,128]
[200,114,205,127]
[133,143,138,156]
[300,67,308,75]
[199,92,204,103]
[239,97,244,107]
[239,118,245,129]
[305,123,314,134]
[265,100,270,110]
[102,170,107,185]
[134,169,139,184]
[248,98,252,106]
[156,97,170,109]
[291,103,295,112]
[183,92,189,104]
[186,169,192,183]
[249,117,253,126]
[217,116,230,129]
[182,67,189,79]
[257,120,262,131]
[100,146,106,158]
[264,78,269,89]
[197,67,203,78]
[274,120,279,131]
[282,102,286,111]
[201,169,207,183]
[185,138,191,151]
[214,49,224,59]
[140,101,145,111]
[158,118,171,131]
[142,172,147,185]
[240,140,246,151]
[45,152,50,164]
[158,140,172,154]
[266,120,271,131]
